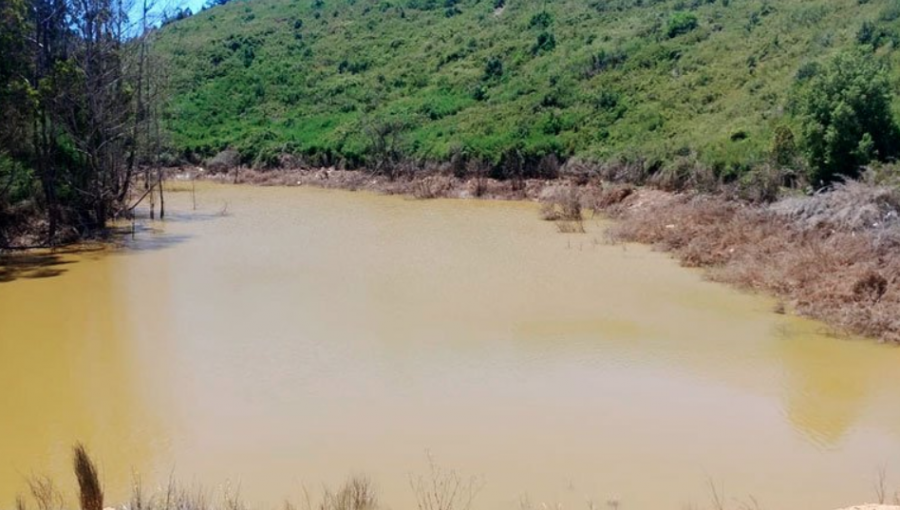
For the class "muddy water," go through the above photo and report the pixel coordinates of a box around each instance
[2,182,900,510]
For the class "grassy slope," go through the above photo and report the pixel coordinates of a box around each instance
[154,0,900,171]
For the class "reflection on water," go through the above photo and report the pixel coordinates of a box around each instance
[776,323,900,449]
[1,182,899,510]
[0,248,164,505]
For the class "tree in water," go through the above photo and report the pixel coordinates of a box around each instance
[0,0,169,246]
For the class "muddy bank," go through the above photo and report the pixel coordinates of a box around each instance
[181,166,900,344]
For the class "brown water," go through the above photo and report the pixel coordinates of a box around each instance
[2,182,900,510]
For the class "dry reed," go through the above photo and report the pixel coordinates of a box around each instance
[73,444,103,510]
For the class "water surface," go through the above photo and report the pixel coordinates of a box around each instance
[2,183,900,510]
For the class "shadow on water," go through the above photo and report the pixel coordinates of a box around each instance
[1,221,197,284]
[113,229,193,253]
[0,246,92,283]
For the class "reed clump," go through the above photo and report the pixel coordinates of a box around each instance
[73,444,103,510]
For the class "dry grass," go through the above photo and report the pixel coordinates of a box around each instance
[24,477,63,510]
[539,185,587,233]
[409,454,483,510]
[13,442,900,510]
[771,181,900,232]
[74,444,103,510]
[318,476,377,510]
[539,185,582,222]
[200,166,555,202]
[604,182,900,342]
[411,176,455,200]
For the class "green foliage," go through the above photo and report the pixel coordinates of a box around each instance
[798,51,899,186]
[483,56,503,80]
[531,31,556,54]
[0,153,35,204]
[666,11,698,38]
[770,125,797,167]
[152,0,900,176]
[529,11,552,29]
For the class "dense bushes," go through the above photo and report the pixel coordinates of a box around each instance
[153,0,900,192]
[798,51,900,186]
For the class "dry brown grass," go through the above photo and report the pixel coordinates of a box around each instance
[24,477,63,510]
[539,185,587,233]
[318,476,377,510]
[411,176,455,200]
[73,444,103,510]
[604,183,900,343]
[539,185,582,221]
[199,166,559,202]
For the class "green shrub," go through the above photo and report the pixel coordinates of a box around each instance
[531,31,556,54]
[770,125,798,167]
[666,11,698,38]
[483,56,503,80]
[529,11,552,29]
[798,51,900,186]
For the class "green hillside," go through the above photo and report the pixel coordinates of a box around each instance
[154,0,900,175]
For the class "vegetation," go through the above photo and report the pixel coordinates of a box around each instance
[14,445,482,510]
[11,442,900,510]
[798,50,900,185]
[0,0,168,247]
[601,176,900,343]
[539,185,585,233]
[153,0,900,185]
[6,0,900,246]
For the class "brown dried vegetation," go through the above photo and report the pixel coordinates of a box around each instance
[604,182,900,343]
[74,444,103,510]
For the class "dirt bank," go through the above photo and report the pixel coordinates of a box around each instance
[183,166,900,343]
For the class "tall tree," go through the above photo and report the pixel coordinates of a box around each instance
[0,0,169,246]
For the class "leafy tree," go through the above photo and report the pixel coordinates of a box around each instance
[798,51,899,185]
[0,0,169,246]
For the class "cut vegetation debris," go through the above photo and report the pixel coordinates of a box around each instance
[602,180,900,343]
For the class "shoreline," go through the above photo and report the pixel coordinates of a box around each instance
[199,166,900,344]
[5,165,899,343]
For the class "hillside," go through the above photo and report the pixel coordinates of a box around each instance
[153,0,900,175]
